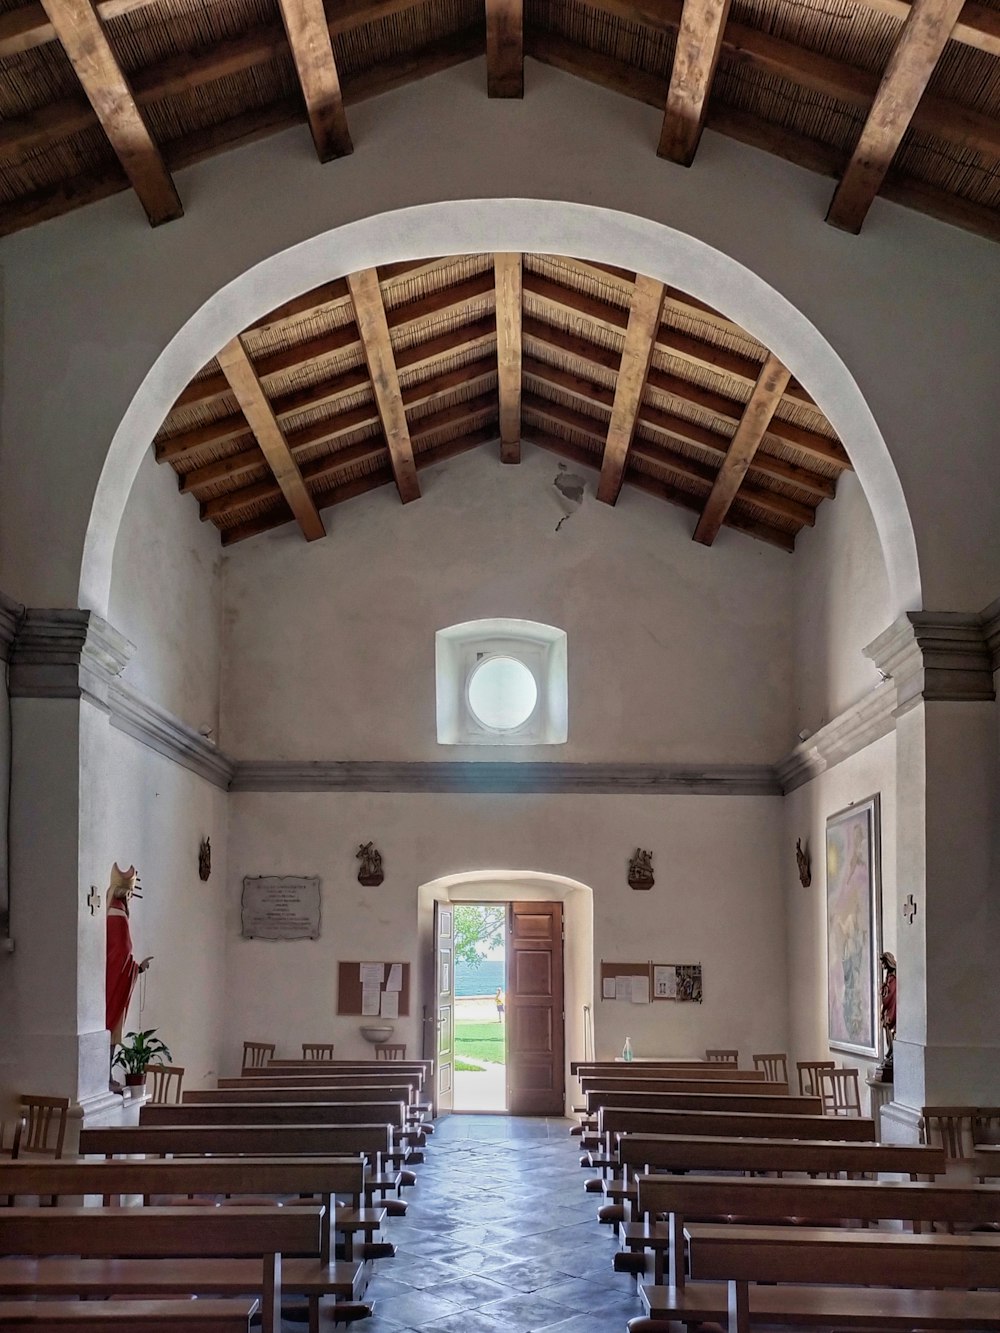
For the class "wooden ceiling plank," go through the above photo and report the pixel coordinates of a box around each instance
[347,268,420,503]
[597,275,667,504]
[386,270,496,332]
[494,252,523,463]
[216,335,326,540]
[659,0,732,165]
[523,354,616,409]
[394,315,497,373]
[693,352,791,546]
[38,0,182,227]
[486,0,523,97]
[277,0,352,160]
[523,268,630,335]
[828,0,967,232]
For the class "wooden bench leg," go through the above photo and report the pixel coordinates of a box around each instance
[727,1278,749,1333]
[263,1251,281,1333]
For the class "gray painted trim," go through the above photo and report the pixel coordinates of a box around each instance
[108,681,235,790]
[777,681,897,793]
[9,608,134,707]
[230,760,783,796]
[0,591,24,664]
[865,612,996,709]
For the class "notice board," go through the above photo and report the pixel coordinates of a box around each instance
[337,961,411,1017]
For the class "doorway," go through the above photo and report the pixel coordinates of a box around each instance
[424,874,587,1118]
[453,903,507,1111]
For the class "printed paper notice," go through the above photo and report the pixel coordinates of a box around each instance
[360,963,385,986]
[386,963,403,992]
[380,990,399,1019]
[631,976,650,1005]
[653,966,677,999]
[602,976,616,1000]
[615,975,631,1002]
[361,985,381,1016]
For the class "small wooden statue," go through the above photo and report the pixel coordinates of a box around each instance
[356,842,384,887]
[628,848,654,891]
[796,838,812,887]
[876,950,897,1082]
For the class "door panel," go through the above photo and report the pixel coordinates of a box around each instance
[506,901,564,1115]
[434,901,454,1117]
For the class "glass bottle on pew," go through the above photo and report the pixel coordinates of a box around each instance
[622,1036,634,1062]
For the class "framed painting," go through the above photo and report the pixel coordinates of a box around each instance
[826,795,882,1057]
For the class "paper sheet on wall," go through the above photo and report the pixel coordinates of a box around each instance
[653,966,677,999]
[380,990,399,1019]
[615,976,631,1002]
[361,985,381,1016]
[360,963,385,986]
[386,963,403,992]
[631,976,650,1004]
[602,977,616,1000]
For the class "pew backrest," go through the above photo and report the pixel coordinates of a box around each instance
[580,1077,789,1097]
[617,1132,947,1178]
[585,1090,818,1115]
[140,1101,407,1128]
[572,1062,763,1081]
[79,1123,394,1160]
[599,1106,877,1142]
[184,1085,414,1106]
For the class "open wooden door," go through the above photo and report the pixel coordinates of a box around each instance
[433,900,455,1117]
[506,901,565,1115]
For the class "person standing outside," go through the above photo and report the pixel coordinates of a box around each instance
[495,986,505,1022]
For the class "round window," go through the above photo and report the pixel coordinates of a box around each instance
[467,655,539,731]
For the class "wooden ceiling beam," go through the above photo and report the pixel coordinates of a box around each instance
[347,268,420,504]
[38,0,181,227]
[486,0,523,97]
[827,0,966,233]
[693,352,791,546]
[524,352,833,498]
[277,0,352,161]
[525,425,796,551]
[494,253,523,463]
[658,0,731,165]
[216,336,326,540]
[597,275,667,504]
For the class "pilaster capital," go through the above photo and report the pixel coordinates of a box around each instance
[9,608,135,708]
[0,590,23,663]
[864,612,996,710]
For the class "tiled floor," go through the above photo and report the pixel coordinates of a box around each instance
[336,1113,644,1332]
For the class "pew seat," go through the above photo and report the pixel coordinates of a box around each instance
[0,1298,260,1331]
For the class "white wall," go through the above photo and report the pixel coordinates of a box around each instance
[80,719,229,1089]
[109,450,223,737]
[1,61,998,614]
[791,471,891,743]
[782,732,897,1102]
[221,448,794,762]
[224,790,787,1084]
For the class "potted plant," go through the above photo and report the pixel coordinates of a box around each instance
[112,1028,172,1088]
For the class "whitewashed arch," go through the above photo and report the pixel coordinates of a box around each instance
[81,199,920,613]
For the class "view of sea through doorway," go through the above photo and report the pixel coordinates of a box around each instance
[453,903,507,1112]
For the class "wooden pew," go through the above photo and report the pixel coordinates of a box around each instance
[634,1173,1000,1286]
[573,1062,764,1080]
[609,1134,948,1277]
[0,1157,367,1267]
[600,1106,877,1147]
[585,1090,820,1116]
[580,1076,789,1097]
[0,1205,325,1333]
[184,1085,415,1106]
[657,1225,1000,1332]
[266,1059,430,1083]
[0,1299,260,1330]
[219,1072,422,1097]
[141,1101,407,1129]
[79,1124,405,1209]
[976,1144,1000,1180]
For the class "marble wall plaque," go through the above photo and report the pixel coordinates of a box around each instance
[241,876,321,940]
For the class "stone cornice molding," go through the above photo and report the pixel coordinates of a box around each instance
[230,760,782,796]
[777,680,897,793]
[108,680,235,790]
[864,612,996,711]
[0,591,23,663]
[8,608,134,707]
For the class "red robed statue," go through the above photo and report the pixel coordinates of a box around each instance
[105,863,153,1046]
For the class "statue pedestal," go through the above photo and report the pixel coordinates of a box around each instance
[866,1076,894,1136]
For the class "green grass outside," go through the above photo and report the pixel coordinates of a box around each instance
[454,1059,482,1072]
[454,1018,506,1066]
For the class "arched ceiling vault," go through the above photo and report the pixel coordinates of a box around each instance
[154,251,852,551]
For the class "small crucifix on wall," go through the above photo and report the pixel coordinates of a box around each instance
[87,886,101,915]
[903,893,917,924]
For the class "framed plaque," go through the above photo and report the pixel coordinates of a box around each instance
[241,876,321,940]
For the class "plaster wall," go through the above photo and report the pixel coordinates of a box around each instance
[791,471,890,741]
[223,790,788,1084]
[109,450,224,737]
[221,447,794,763]
[79,719,229,1090]
[1,62,998,613]
[782,732,897,1101]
